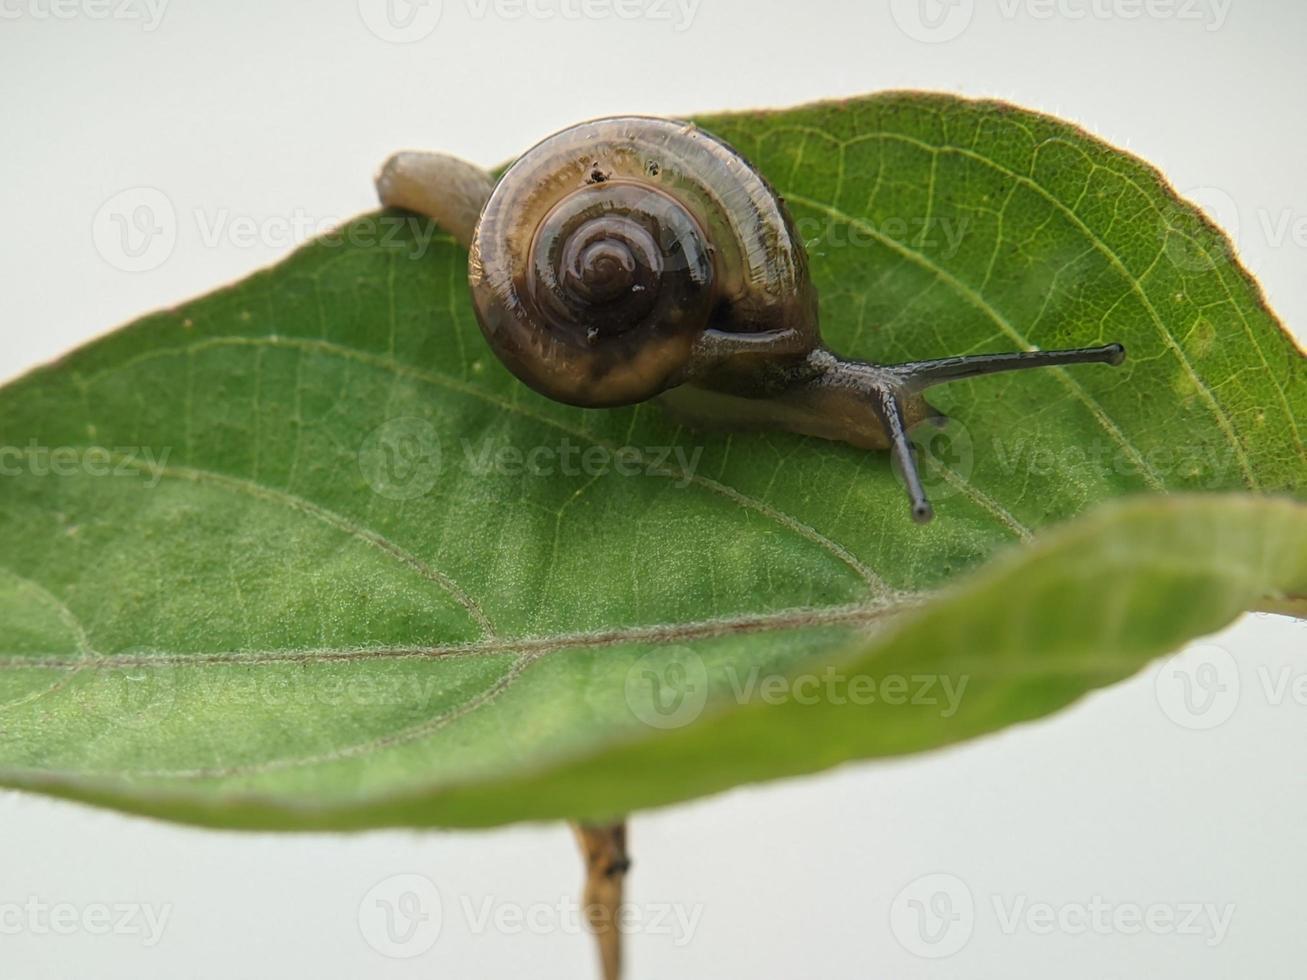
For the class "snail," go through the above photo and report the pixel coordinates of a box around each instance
[376,117,1125,523]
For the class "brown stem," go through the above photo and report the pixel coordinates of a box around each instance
[572,821,630,980]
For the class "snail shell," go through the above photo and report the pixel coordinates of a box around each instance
[468,117,818,408]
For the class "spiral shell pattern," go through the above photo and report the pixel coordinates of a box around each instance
[468,117,816,407]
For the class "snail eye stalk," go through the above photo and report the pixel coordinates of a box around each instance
[872,343,1126,522]
[868,387,935,524]
[894,343,1126,393]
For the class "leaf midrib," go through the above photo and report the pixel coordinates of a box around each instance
[0,597,908,670]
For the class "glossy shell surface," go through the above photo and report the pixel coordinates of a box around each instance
[469,116,817,407]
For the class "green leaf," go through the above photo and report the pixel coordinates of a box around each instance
[0,92,1302,830]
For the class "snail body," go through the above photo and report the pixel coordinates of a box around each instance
[377,117,1125,523]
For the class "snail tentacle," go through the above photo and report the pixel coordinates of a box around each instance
[867,386,934,525]
[890,343,1127,392]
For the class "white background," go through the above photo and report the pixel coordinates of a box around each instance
[2,0,1305,976]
